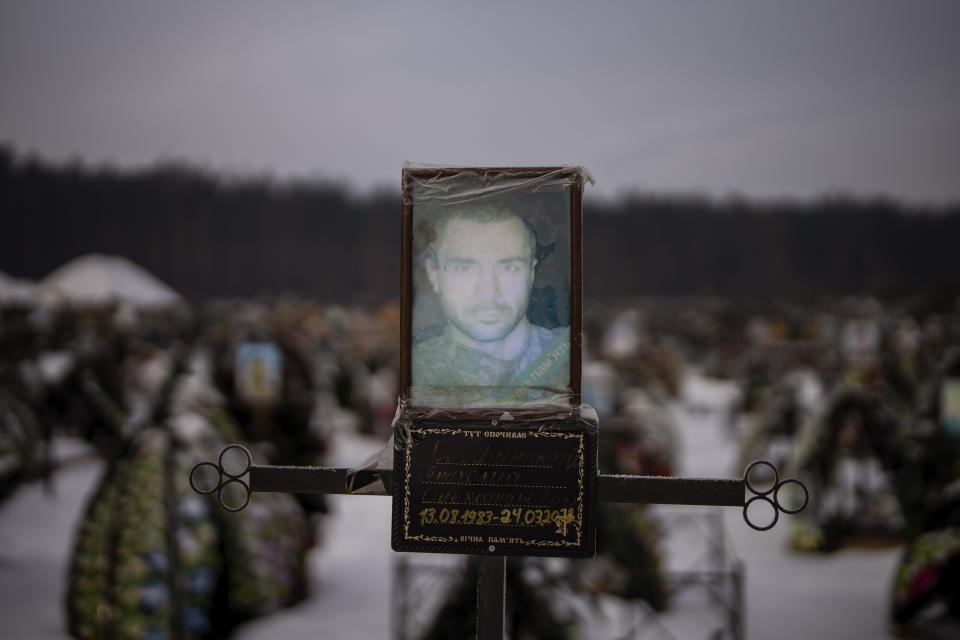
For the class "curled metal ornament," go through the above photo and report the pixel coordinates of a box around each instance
[741,460,809,532]
[189,444,253,512]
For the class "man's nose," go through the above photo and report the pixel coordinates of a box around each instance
[473,267,501,300]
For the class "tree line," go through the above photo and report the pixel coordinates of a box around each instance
[2,146,958,303]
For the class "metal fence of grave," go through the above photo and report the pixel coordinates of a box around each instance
[391,511,743,640]
[392,554,466,640]
[657,511,744,640]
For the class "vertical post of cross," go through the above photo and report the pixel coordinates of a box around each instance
[731,559,744,640]
[393,558,409,640]
[476,555,506,640]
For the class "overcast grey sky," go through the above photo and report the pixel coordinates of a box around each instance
[2,1,958,203]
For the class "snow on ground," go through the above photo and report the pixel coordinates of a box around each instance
[0,371,920,638]
[678,372,742,418]
[0,453,105,639]
[659,370,901,639]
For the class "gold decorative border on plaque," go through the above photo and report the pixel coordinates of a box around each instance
[402,427,585,547]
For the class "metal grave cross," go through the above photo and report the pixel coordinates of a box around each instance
[190,165,808,638]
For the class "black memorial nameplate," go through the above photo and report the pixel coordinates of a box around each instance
[392,419,597,557]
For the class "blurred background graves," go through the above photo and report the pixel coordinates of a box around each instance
[2,239,959,636]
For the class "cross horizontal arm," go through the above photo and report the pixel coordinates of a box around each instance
[250,465,393,494]
[598,474,744,506]
[193,448,806,531]
[248,465,744,506]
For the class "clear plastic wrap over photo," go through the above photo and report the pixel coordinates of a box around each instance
[404,165,591,410]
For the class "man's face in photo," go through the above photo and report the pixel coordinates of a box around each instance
[426,213,536,344]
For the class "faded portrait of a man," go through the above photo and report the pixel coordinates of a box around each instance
[411,201,571,406]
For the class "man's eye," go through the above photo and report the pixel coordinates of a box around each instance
[448,263,473,273]
[499,262,522,274]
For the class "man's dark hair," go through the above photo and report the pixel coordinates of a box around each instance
[431,203,537,260]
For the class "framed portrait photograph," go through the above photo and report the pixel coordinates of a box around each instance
[400,166,587,410]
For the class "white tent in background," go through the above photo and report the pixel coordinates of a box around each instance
[40,254,183,308]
